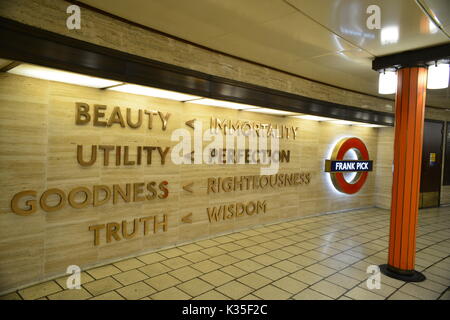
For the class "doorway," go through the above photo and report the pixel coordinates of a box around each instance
[419,120,444,208]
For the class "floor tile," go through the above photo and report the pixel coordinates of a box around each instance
[137,252,166,265]
[326,273,361,290]
[18,281,62,300]
[256,266,288,281]
[87,265,121,280]
[200,270,234,287]
[272,260,301,273]
[84,277,122,296]
[345,287,384,300]
[116,281,155,300]
[169,266,202,282]
[113,258,145,271]
[251,254,279,266]
[145,273,181,291]
[47,288,92,300]
[221,265,248,278]
[399,283,441,300]
[191,260,221,273]
[139,262,171,277]
[292,288,332,300]
[388,291,418,300]
[183,251,209,263]
[0,292,22,300]
[310,280,347,299]
[234,259,264,272]
[177,278,213,297]
[216,281,253,299]
[161,256,191,270]
[55,271,95,290]
[151,287,191,300]
[238,273,271,289]
[159,247,185,258]
[290,270,323,285]
[272,276,308,294]
[194,290,230,300]
[113,269,148,286]
[305,264,336,277]
[90,291,125,300]
[210,254,239,266]
[253,285,291,300]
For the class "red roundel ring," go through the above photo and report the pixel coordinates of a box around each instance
[330,137,370,194]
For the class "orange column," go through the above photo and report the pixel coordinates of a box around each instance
[381,67,427,282]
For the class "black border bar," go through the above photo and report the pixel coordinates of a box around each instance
[372,43,450,70]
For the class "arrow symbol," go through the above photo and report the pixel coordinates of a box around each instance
[185,119,196,129]
[182,213,192,224]
[183,182,194,193]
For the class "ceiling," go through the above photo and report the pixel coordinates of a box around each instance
[79,1,448,108]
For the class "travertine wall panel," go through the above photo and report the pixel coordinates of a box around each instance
[0,73,380,292]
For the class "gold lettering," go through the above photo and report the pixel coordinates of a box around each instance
[89,224,105,246]
[75,102,91,125]
[11,190,37,216]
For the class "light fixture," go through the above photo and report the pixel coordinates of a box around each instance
[108,84,201,101]
[427,63,449,89]
[429,20,439,34]
[188,98,256,110]
[380,26,399,45]
[8,63,121,88]
[292,115,334,121]
[355,123,385,127]
[329,120,358,126]
[378,70,397,94]
[244,108,298,116]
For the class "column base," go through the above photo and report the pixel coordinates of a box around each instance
[379,264,426,282]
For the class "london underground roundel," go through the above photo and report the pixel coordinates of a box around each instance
[325,137,373,194]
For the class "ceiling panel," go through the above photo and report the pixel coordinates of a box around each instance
[206,11,367,66]
[80,0,297,44]
[285,0,449,56]
[78,0,449,108]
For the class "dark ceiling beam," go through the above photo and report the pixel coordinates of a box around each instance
[0,16,395,126]
[372,43,450,71]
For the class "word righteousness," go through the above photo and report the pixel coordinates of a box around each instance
[207,172,311,194]
[10,181,168,215]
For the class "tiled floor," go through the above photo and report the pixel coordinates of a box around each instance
[1,207,450,300]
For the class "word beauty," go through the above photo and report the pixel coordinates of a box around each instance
[75,102,171,130]
[325,137,373,194]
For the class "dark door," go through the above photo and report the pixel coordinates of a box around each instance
[419,120,444,208]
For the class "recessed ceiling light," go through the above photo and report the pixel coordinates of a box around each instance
[244,108,297,116]
[329,120,358,126]
[378,70,397,94]
[355,123,385,127]
[380,26,399,45]
[109,84,201,101]
[427,63,449,89]
[188,98,256,110]
[292,115,334,121]
[8,63,121,88]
